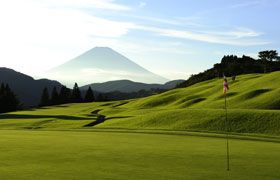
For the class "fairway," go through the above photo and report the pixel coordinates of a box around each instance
[1,72,280,135]
[1,72,280,179]
[0,130,280,180]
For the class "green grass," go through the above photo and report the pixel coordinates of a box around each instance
[1,71,280,135]
[124,72,280,110]
[0,130,280,180]
[1,72,280,179]
[96,72,280,135]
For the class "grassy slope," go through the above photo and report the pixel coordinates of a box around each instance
[1,72,280,179]
[124,72,280,109]
[1,71,280,135]
[97,72,280,135]
[0,130,280,180]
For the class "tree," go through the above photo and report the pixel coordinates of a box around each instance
[39,87,50,106]
[258,50,279,61]
[258,50,280,73]
[58,85,71,104]
[0,83,20,113]
[4,84,20,112]
[84,86,95,102]
[72,83,82,103]
[51,86,59,105]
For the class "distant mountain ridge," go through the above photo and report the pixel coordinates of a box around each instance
[81,79,184,93]
[46,47,169,87]
[0,67,180,107]
[0,67,62,107]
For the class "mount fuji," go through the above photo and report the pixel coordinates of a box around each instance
[46,47,169,87]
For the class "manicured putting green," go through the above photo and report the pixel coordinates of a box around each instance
[0,130,279,180]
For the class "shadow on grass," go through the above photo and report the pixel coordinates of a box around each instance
[112,101,129,108]
[0,114,95,120]
[100,103,115,107]
[52,105,70,108]
[241,89,272,99]
[36,107,50,110]
[86,109,102,117]
[180,98,206,108]
[215,92,238,100]
[84,115,133,127]
[24,107,50,111]
[91,109,102,114]
[84,115,106,127]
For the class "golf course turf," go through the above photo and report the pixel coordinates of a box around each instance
[1,72,280,179]
[0,130,280,180]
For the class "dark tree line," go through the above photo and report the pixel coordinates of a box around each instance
[0,83,20,113]
[177,50,280,88]
[0,80,165,112]
[39,83,95,106]
[99,88,166,101]
[39,83,167,106]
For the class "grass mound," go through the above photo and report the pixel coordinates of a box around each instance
[123,72,280,110]
[240,89,271,99]
[178,97,206,108]
[1,71,280,136]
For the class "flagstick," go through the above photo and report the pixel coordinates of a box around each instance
[224,92,230,171]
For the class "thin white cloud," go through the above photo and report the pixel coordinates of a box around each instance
[225,27,261,38]
[135,25,270,46]
[119,13,202,27]
[131,15,182,25]
[200,27,262,38]
[159,29,269,46]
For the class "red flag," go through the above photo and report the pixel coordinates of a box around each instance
[223,78,229,94]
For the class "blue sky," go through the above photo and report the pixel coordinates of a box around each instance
[0,0,279,80]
